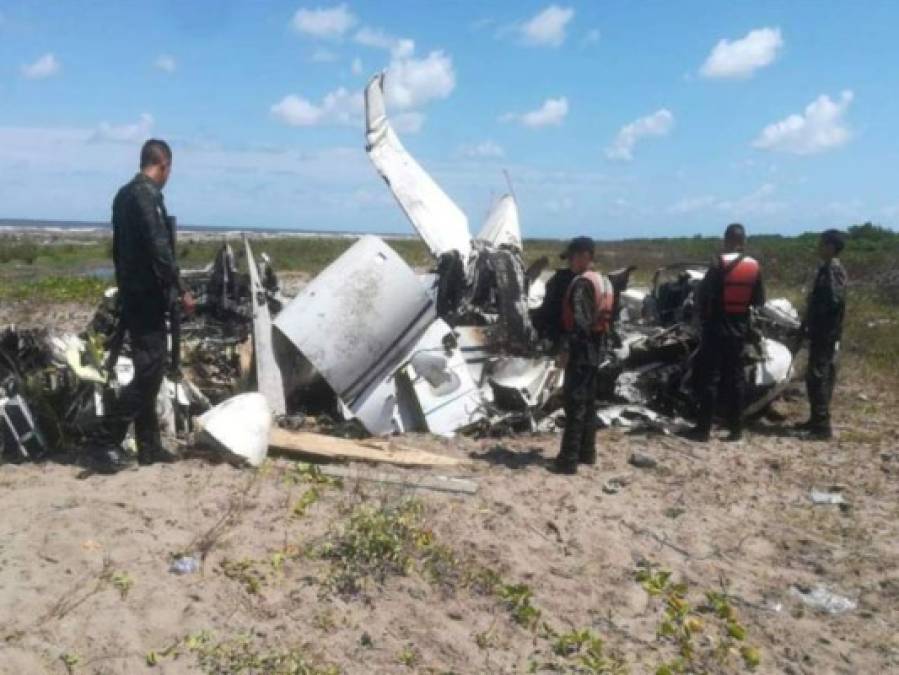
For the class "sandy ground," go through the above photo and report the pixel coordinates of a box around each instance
[1,308,898,674]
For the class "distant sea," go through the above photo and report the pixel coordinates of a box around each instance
[0,218,415,240]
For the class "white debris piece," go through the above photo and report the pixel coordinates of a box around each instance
[809,489,846,505]
[198,393,272,467]
[791,585,857,614]
[476,194,522,251]
[762,297,801,329]
[755,338,793,386]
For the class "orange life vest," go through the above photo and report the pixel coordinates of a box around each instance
[720,253,760,315]
[561,271,615,334]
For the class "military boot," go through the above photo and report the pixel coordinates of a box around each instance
[578,446,597,465]
[137,444,178,465]
[551,456,578,474]
[91,446,136,474]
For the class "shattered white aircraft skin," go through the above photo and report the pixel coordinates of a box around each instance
[272,71,801,437]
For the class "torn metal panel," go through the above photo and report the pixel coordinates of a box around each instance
[274,235,437,424]
[476,194,523,250]
[365,73,471,260]
[396,320,486,436]
[244,236,286,416]
[489,357,559,411]
[455,326,491,386]
[339,374,407,436]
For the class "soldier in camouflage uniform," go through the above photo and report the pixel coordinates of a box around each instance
[94,139,195,472]
[796,229,847,440]
[552,237,614,474]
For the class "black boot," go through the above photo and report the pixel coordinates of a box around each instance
[800,426,832,441]
[92,446,136,474]
[138,444,178,465]
[678,425,710,443]
[723,428,743,443]
[792,418,815,432]
[579,446,597,465]
[551,453,578,474]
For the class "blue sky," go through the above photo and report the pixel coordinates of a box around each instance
[1,1,897,238]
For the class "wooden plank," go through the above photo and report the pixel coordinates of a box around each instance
[269,428,461,467]
[243,236,286,415]
[318,465,478,495]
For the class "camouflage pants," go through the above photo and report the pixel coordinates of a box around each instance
[559,362,598,465]
[807,340,839,431]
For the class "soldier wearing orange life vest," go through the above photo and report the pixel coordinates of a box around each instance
[682,223,765,443]
[550,237,615,474]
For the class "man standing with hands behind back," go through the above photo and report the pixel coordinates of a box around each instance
[796,229,848,440]
[93,139,195,472]
[551,237,615,474]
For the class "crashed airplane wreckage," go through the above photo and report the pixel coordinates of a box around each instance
[0,72,803,467]
[268,72,802,437]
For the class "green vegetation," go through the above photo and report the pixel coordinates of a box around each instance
[0,275,107,304]
[317,497,431,596]
[147,631,338,674]
[108,570,134,600]
[550,628,628,674]
[498,583,541,629]
[635,562,761,673]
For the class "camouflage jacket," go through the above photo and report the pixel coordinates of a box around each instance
[111,173,182,302]
[560,278,605,367]
[805,258,847,343]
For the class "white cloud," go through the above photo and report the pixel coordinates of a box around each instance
[272,43,453,130]
[700,27,783,79]
[718,182,784,216]
[92,113,155,143]
[502,97,569,128]
[310,48,338,63]
[753,90,854,155]
[605,108,674,161]
[351,57,363,75]
[291,4,356,39]
[457,140,505,159]
[668,195,717,214]
[154,54,177,73]
[270,88,362,127]
[668,184,785,217]
[353,26,414,58]
[384,50,455,109]
[392,112,425,134]
[21,52,60,79]
[519,5,574,47]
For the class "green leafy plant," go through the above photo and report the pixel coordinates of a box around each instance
[108,570,134,600]
[318,498,431,596]
[396,644,420,668]
[220,558,265,595]
[498,583,541,630]
[293,486,321,517]
[637,563,761,672]
[147,631,338,674]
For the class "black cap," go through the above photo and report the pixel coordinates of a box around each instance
[560,236,595,259]
[820,229,845,254]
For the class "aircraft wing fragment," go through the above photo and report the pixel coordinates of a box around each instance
[364,72,472,260]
